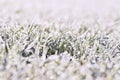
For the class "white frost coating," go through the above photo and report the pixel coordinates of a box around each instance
[0,0,120,80]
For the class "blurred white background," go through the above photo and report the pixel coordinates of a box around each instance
[0,0,120,29]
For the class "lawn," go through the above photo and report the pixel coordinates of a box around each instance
[0,0,120,80]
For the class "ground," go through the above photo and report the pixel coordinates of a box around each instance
[0,0,120,80]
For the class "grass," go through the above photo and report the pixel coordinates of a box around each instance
[0,23,120,80]
[0,0,120,80]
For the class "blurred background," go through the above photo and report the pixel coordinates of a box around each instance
[0,0,120,30]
